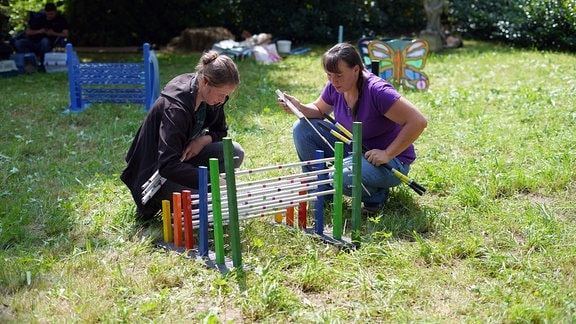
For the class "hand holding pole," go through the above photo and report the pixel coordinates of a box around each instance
[320,114,426,196]
[276,89,371,196]
[276,90,335,152]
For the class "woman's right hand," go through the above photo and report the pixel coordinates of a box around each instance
[277,92,300,115]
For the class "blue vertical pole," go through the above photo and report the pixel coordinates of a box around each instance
[198,166,209,257]
[66,43,80,112]
[142,43,151,111]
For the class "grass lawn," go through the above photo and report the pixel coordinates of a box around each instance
[0,40,575,322]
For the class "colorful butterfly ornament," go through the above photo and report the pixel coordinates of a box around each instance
[358,37,394,67]
[366,39,430,90]
[358,37,378,67]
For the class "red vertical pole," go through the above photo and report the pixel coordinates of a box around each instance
[298,186,307,229]
[182,190,194,250]
[172,192,182,247]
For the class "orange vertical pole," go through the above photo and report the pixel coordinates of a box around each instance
[286,206,294,226]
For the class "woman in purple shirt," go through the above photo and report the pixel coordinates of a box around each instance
[278,43,427,212]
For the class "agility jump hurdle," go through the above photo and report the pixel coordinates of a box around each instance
[64,42,160,114]
[156,122,364,271]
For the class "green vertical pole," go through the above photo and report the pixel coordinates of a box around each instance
[223,138,242,269]
[351,122,362,246]
[209,158,225,265]
[333,141,344,239]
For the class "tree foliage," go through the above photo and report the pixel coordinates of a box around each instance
[1,0,574,51]
[449,0,576,51]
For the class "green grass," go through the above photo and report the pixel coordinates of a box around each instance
[1,40,575,322]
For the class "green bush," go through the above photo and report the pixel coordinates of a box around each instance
[449,0,576,51]
[3,0,426,47]
[0,2,9,37]
[520,0,576,50]
[0,0,45,38]
[66,0,202,46]
[3,0,574,51]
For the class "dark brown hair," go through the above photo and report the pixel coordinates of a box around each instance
[196,51,240,88]
[322,43,365,120]
[44,3,57,12]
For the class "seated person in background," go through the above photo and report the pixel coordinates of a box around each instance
[14,3,69,70]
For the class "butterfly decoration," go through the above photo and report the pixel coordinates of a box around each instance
[358,37,378,67]
[360,38,430,90]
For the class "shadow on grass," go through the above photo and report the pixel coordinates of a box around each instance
[320,185,438,245]
[364,187,437,242]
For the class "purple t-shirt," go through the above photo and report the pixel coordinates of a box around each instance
[321,73,416,164]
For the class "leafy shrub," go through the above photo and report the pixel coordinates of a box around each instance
[3,0,574,51]
[449,0,576,51]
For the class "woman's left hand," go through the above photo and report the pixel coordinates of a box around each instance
[180,135,211,161]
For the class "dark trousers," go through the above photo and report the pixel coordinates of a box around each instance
[14,37,53,64]
[142,140,244,219]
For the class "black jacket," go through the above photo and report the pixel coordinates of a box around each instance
[120,73,228,214]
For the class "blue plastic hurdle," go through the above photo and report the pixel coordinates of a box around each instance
[64,43,160,113]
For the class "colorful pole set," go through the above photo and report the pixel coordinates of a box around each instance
[158,123,364,271]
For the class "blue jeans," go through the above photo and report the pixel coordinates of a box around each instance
[14,37,53,63]
[292,118,410,207]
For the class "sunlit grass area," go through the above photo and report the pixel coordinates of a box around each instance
[0,40,575,322]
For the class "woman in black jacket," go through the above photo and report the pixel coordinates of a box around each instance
[121,51,244,221]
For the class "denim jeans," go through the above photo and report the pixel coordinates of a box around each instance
[292,118,410,207]
[14,37,53,62]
